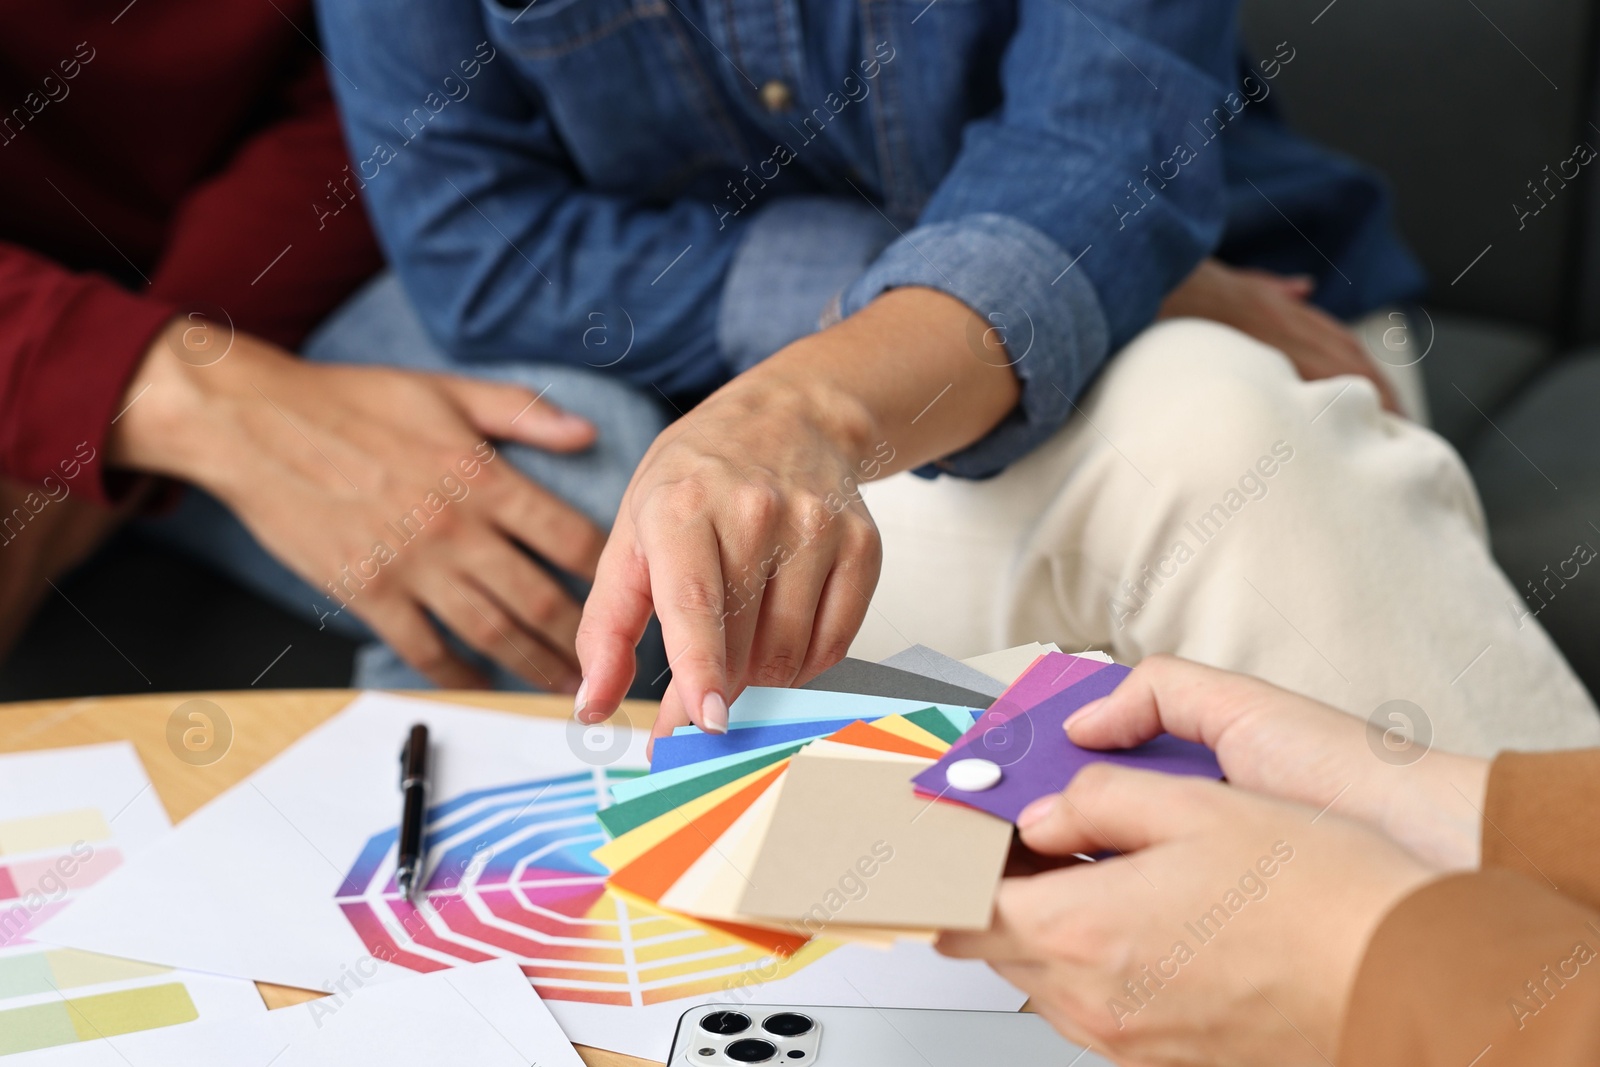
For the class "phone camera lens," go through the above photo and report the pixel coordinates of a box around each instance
[762,1012,814,1037]
[726,1038,779,1062]
[700,1011,751,1035]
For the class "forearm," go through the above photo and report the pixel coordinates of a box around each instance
[728,287,1021,478]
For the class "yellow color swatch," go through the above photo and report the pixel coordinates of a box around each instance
[66,982,198,1040]
[0,809,112,857]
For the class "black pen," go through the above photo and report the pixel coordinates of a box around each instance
[396,723,430,903]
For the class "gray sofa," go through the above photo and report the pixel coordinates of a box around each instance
[1244,0,1600,692]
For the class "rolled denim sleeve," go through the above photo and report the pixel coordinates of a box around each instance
[842,215,1108,478]
[844,0,1238,478]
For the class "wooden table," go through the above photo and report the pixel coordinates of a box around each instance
[0,689,661,1067]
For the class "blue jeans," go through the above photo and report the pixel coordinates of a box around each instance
[138,274,670,694]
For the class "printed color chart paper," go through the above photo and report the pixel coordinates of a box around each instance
[0,744,263,1057]
[37,695,1024,1062]
[14,960,580,1067]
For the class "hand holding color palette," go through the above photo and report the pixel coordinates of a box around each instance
[913,656,1223,823]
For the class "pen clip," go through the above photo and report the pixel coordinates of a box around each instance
[399,724,429,787]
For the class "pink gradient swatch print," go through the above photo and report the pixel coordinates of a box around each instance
[0,845,124,948]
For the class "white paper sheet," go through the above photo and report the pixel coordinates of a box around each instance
[36,695,1025,1062]
[0,744,264,1057]
[13,960,581,1067]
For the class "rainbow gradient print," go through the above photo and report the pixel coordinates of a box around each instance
[335,769,829,1006]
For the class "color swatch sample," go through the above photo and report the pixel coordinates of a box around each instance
[914,659,1222,823]
[0,809,112,857]
[978,652,1113,730]
[0,948,168,999]
[334,768,832,1007]
[0,982,197,1055]
[649,704,976,772]
[801,656,997,708]
[0,743,265,1057]
[598,711,1010,949]
[0,961,587,1067]
[958,642,1063,685]
[879,644,1009,698]
[741,747,1011,930]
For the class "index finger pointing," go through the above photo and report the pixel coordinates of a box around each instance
[574,526,652,724]
[637,509,730,734]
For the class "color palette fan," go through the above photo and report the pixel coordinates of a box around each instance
[333,769,831,1006]
[588,646,1226,958]
[589,686,1017,951]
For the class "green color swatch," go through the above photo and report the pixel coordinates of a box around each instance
[0,982,197,1054]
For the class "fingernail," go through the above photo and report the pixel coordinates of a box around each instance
[572,679,588,721]
[1017,794,1058,829]
[701,692,728,735]
[1063,697,1107,736]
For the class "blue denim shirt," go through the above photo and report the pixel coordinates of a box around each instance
[316,0,1424,477]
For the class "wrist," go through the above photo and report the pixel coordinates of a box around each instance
[106,318,273,493]
[1379,751,1490,870]
[736,344,881,470]
[1159,259,1231,321]
[756,286,1019,476]
[1428,752,1490,868]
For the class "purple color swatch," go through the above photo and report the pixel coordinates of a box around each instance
[911,663,1222,824]
[955,653,1112,742]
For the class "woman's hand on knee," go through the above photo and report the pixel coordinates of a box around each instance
[1066,655,1489,870]
[1160,258,1403,414]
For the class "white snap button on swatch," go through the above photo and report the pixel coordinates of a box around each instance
[946,757,1002,792]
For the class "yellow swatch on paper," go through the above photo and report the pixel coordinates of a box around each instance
[864,715,951,753]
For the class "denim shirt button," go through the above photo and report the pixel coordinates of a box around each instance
[759,79,793,113]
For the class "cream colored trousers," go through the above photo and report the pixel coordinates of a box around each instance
[854,315,1600,756]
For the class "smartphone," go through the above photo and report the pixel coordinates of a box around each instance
[668,1003,1113,1066]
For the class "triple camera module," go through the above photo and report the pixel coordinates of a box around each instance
[691,1010,817,1064]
